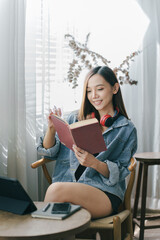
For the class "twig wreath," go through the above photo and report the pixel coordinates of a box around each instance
[65,33,141,89]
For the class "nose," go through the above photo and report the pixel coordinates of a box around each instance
[92,90,98,98]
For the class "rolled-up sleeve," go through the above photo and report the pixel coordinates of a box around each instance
[37,136,60,158]
[104,160,119,185]
[99,127,137,186]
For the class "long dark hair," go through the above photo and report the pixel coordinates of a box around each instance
[78,66,129,121]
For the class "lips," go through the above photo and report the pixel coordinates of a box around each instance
[93,100,102,106]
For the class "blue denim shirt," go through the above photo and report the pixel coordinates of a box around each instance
[37,112,137,201]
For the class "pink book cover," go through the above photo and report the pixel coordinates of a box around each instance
[50,115,75,150]
[50,115,107,154]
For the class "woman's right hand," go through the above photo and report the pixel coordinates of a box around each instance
[43,106,62,149]
[47,106,62,129]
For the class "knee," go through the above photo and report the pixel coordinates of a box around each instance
[44,182,66,202]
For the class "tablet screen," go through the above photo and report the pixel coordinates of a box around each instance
[0,176,37,214]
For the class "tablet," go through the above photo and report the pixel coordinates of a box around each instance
[0,176,37,215]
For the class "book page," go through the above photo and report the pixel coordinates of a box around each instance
[70,118,98,129]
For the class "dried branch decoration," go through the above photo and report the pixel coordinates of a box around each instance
[65,33,141,88]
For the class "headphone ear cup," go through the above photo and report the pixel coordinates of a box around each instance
[100,114,112,127]
[100,108,120,127]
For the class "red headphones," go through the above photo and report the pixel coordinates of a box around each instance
[91,107,120,127]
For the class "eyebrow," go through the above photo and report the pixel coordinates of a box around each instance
[87,84,104,89]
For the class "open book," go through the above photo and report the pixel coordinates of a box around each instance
[50,114,107,154]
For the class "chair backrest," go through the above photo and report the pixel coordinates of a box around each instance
[118,157,137,212]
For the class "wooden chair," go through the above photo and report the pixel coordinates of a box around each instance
[31,157,137,240]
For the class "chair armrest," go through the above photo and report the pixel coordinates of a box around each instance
[113,209,130,222]
[31,158,54,169]
[128,157,137,172]
[89,210,130,229]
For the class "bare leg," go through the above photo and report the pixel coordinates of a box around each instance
[44,182,113,219]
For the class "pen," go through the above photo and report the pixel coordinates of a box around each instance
[42,203,51,212]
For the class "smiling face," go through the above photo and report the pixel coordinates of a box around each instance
[87,74,119,117]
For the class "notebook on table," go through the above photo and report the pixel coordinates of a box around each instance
[31,202,81,220]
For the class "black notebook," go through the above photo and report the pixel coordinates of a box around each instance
[0,176,37,215]
[31,202,81,220]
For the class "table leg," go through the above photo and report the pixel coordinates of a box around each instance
[139,163,148,240]
[133,162,143,231]
[61,235,75,240]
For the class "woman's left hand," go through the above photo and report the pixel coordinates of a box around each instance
[73,145,109,177]
[72,145,97,168]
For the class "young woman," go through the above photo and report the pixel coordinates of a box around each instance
[37,66,137,219]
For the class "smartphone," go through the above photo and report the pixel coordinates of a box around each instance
[51,202,71,214]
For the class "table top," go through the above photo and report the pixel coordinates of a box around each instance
[0,202,91,240]
[134,152,160,164]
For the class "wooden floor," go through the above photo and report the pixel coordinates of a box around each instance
[78,215,160,240]
[133,217,160,240]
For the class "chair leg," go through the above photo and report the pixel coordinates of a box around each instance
[126,213,133,239]
[113,216,121,240]
[124,233,132,240]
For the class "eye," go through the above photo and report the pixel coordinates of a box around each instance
[87,89,91,93]
[97,88,104,91]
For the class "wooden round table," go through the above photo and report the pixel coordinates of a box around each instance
[0,202,91,240]
[133,152,160,240]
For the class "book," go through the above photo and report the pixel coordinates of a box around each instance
[31,203,81,220]
[50,114,107,154]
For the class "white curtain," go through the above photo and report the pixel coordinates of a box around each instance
[0,0,160,207]
[122,0,160,209]
[0,0,38,199]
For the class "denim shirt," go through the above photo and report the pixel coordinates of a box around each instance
[37,112,137,201]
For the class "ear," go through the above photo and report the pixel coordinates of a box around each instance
[113,82,119,94]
